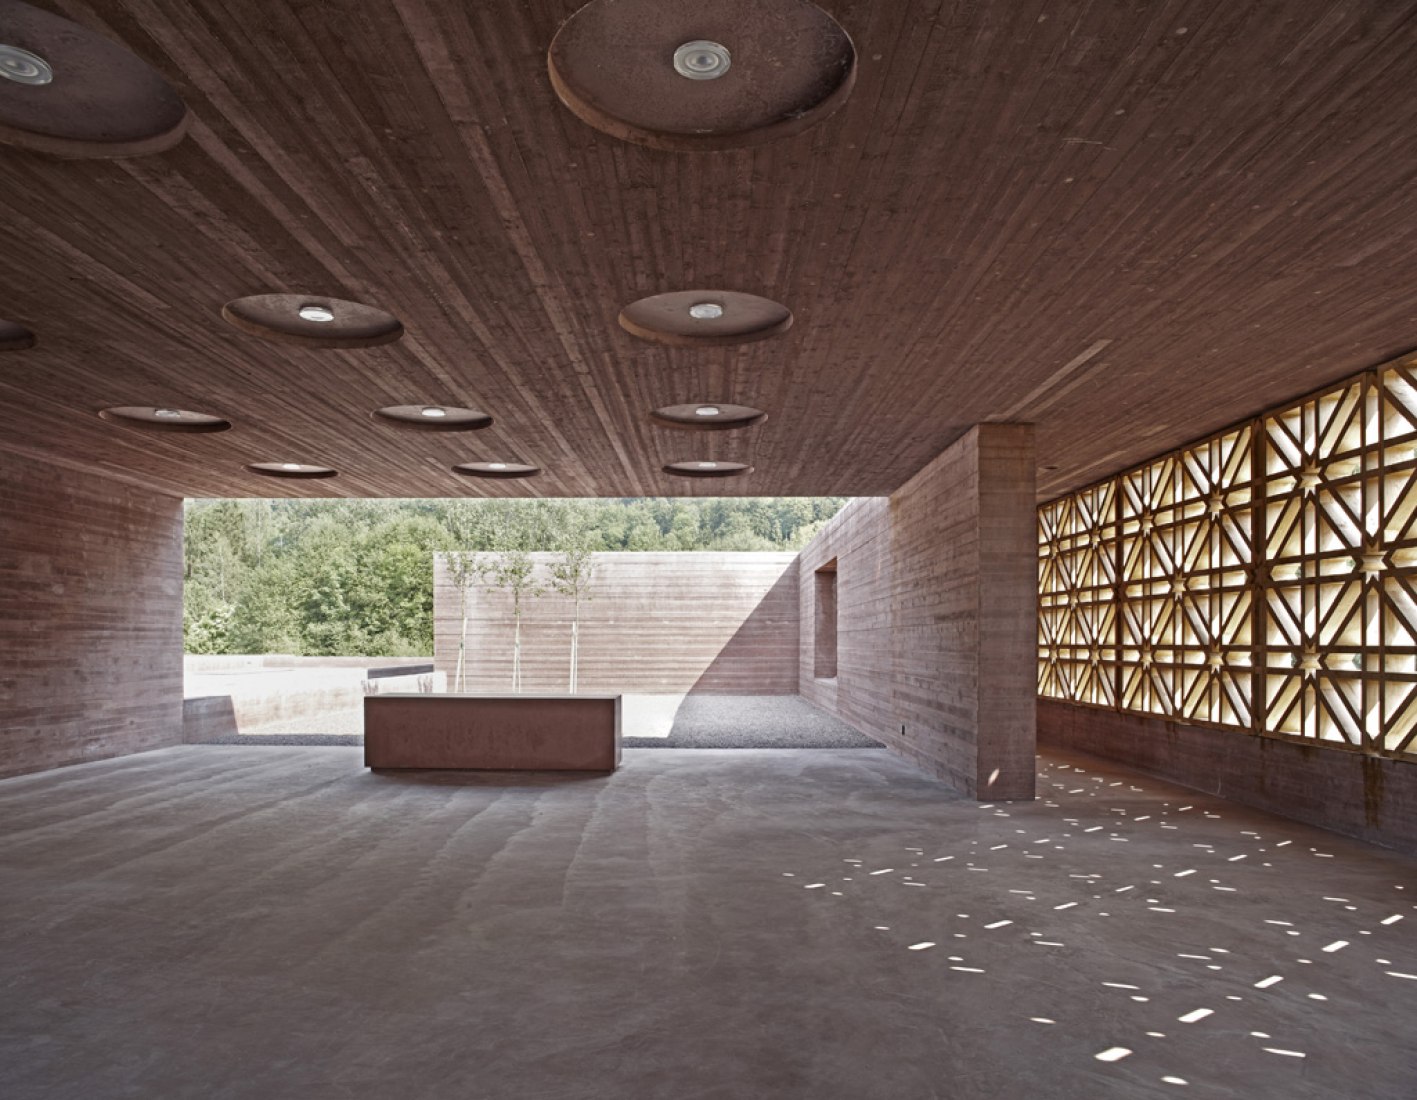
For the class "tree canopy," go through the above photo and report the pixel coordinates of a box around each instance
[184,497,845,656]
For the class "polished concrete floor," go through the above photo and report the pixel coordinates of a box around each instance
[1,747,1414,1099]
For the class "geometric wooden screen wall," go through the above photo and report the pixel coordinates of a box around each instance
[1040,355,1417,760]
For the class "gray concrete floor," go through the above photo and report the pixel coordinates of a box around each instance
[1,747,1414,1099]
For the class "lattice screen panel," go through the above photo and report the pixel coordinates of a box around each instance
[1038,355,1417,761]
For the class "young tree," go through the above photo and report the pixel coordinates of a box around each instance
[443,501,493,691]
[548,548,595,692]
[484,550,542,693]
[444,550,486,692]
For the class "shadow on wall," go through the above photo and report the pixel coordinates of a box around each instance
[686,566,801,696]
[433,551,803,694]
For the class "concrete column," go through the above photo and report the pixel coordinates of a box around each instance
[0,452,184,778]
[797,423,1038,800]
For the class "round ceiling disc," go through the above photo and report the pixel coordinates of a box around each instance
[246,463,338,480]
[372,405,494,432]
[663,461,753,478]
[452,462,541,480]
[549,0,855,151]
[620,290,791,347]
[650,403,767,431]
[0,0,188,158]
[98,406,232,433]
[222,294,404,349]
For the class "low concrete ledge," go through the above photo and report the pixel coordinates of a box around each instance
[1038,698,1417,855]
[364,693,622,772]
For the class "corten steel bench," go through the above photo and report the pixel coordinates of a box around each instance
[364,693,622,772]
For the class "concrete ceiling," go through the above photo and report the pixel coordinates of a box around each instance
[0,0,1414,500]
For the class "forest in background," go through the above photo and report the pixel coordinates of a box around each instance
[184,497,845,656]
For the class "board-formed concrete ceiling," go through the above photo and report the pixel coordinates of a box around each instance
[0,0,1414,500]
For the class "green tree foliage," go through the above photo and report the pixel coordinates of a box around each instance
[183,496,845,655]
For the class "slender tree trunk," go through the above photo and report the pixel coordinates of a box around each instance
[512,593,522,693]
[455,580,469,692]
[569,594,580,693]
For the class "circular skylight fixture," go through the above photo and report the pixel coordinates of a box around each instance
[620,290,791,347]
[673,41,731,81]
[452,462,541,480]
[98,406,232,433]
[246,462,338,480]
[663,460,753,479]
[0,44,52,85]
[222,294,403,348]
[547,0,856,152]
[649,402,768,432]
[0,1,188,157]
[372,405,493,433]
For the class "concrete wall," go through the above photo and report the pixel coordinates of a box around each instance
[0,452,183,778]
[1039,700,1417,855]
[799,424,1037,799]
[434,551,799,694]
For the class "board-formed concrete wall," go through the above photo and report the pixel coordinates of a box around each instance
[434,551,799,694]
[0,453,184,778]
[798,424,1038,799]
[1038,700,1417,855]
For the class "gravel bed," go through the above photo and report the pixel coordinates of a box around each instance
[622,695,881,749]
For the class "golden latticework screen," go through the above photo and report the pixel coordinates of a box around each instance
[1039,361,1417,760]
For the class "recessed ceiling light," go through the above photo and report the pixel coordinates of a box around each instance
[99,406,231,433]
[247,462,337,479]
[224,294,403,347]
[663,460,752,478]
[649,403,768,432]
[372,405,493,432]
[621,291,789,346]
[452,461,540,479]
[0,45,53,86]
[673,40,731,81]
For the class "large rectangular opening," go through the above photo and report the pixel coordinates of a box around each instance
[181,496,873,748]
